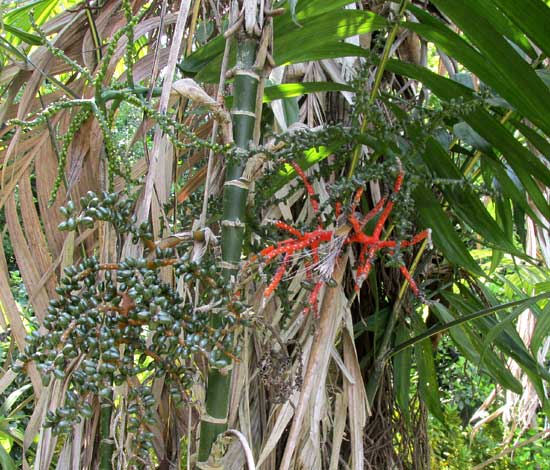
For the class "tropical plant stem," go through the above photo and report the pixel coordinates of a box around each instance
[389,290,550,359]
[198,34,259,463]
[365,236,427,404]
[99,395,114,470]
[200,33,234,226]
[347,0,410,178]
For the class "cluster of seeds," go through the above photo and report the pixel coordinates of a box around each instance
[18,193,247,466]
[58,190,154,245]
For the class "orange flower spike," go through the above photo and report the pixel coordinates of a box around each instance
[263,240,302,262]
[401,229,430,247]
[260,245,276,258]
[348,211,363,235]
[346,232,377,246]
[351,187,364,211]
[335,201,343,220]
[399,265,420,297]
[290,162,320,214]
[308,231,331,265]
[310,239,321,264]
[371,170,405,238]
[355,248,377,291]
[393,159,405,192]
[262,240,296,260]
[274,220,303,239]
[372,200,395,239]
[347,188,365,232]
[299,230,333,252]
[289,233,327,253]
[310,282,323,318]
[264,253,291,297]
[360,197,387,228]
[354,247,368,281]
[393,171,404,193]
[375,240,398,249]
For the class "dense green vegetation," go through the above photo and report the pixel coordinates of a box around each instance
[1,0,550,468]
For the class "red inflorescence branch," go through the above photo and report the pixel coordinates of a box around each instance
[303,281,323,317]
[290,161,320,215]
[259,162,430,316]
[264,253,291,297]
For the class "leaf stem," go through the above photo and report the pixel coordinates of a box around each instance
[198,33,261,463]
[388,291,550,358]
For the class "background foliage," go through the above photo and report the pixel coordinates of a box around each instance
[0,0,550,469]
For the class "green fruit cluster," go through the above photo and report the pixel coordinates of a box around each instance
[18,193,247,466]
[58,190,141,236]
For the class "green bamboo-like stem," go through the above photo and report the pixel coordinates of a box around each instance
[98,395,114,469]
[198,35,259,463]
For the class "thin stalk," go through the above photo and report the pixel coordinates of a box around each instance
[389,291,550,359]
[186,0,202,56]
[101,86,162,102]
[471,428,550,470]
[347,0,409,178]
[198,34,260,463]
[199,33,234,226]
[365,237,427,404]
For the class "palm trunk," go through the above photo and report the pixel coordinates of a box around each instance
[198,34,260,463]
